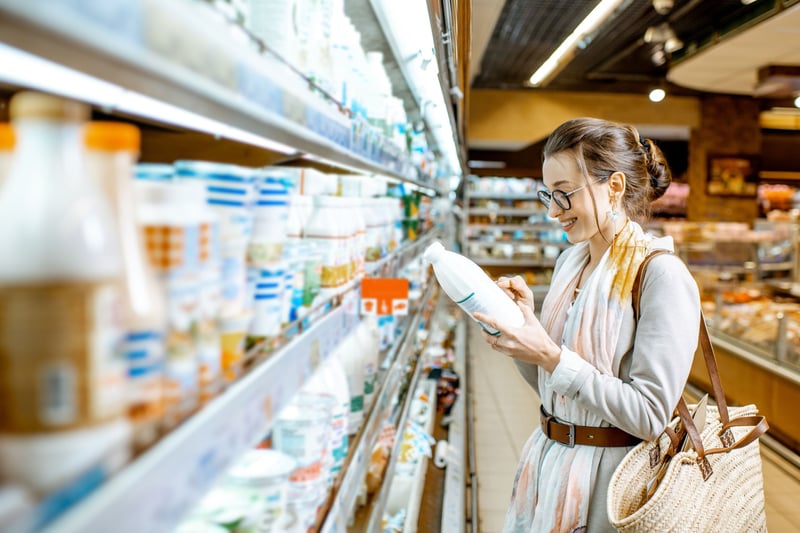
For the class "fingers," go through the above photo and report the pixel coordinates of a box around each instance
[518,300,536,322]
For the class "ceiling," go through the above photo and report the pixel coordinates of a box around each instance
[471,0,800,97]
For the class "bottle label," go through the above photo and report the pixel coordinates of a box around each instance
[124,330,164,430]
[0,281,125,432]
[456,293,501,335]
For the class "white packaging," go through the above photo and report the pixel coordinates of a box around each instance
[0,93,127,439]
[357,316,381,412]
[423,241,524,335]
[250,175,289,266]
[305,195,348,291]
[85,122,166,449]
[334,330,366,436]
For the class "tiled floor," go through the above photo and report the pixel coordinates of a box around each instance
[468,323,800,533]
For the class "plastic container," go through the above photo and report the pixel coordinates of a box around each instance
[305,195,348,291]
[0,122,14,188]
[85,122,166,450]
[272,393,334,515]
[0,92,127,435]
[135,180,213,427]
[334,330,366,436]
[301,361,350,491]
[249,175,289,267]
[423,241,524,335]
[224,449,296,533]
[357,316,381,412]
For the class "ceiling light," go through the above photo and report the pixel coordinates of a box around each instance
[644,22,683,53]
[649,88,666,102]
[652,0,674,15]
[795,95,800,108]
[528,0,625,87]
[650,47,667,66]
[741,0,758,4]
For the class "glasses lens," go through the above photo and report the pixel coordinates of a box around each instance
[537,190,551,207]
[552,190,571,210]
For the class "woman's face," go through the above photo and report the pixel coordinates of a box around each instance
[541,152,613,245]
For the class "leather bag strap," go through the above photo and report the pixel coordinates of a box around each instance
[634,249,769,478]
[633,250,730,424]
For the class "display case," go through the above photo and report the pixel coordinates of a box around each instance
[654,221,800,454]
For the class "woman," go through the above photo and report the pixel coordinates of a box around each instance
[473,117,700,533]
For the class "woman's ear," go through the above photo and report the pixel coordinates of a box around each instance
[608,171,626,196]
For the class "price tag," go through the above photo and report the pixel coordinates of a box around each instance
[361,278,409,316]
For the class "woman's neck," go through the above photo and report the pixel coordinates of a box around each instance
[587,216,629,266]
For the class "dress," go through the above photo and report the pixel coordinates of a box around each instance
[503,222,700,533]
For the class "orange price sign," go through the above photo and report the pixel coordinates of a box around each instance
[361,278,409,316]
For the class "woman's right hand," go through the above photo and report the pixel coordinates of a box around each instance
[496,276,534,312]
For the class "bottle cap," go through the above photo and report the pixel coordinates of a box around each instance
[9,91,89,122]
[422,241,445,264]
[0,123,15,149]
[85,122,140,152]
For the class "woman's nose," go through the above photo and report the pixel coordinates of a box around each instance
[547,201,562,218]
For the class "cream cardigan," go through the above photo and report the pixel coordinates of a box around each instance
[511,248,701,532]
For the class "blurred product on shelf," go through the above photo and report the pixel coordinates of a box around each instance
[85,122,167,451]
[469,176,539,195]
[758,183,798,215]
[0,122,14,186]
[134,179,217,426]
[0,92,131,512]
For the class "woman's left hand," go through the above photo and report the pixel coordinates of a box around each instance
[474,303,562,373]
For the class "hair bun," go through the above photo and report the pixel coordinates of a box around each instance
[641,137,671,201]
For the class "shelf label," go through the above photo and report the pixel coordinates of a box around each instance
[361,278,409,316]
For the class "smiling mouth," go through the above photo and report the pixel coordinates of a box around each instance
[560,218,577,230]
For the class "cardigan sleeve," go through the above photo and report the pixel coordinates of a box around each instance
[545,253,700,441]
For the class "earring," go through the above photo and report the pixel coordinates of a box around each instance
[608,199,620,222]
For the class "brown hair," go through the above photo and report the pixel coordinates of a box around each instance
[542,117,672,221]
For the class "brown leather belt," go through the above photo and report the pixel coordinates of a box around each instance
[539,405,642,448]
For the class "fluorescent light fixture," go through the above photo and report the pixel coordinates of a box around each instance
[0,43,296,155]
[529,0,625,86]
[649,88,666,102]
[371,0,462,176]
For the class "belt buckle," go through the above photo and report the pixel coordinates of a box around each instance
[565,421,576,448]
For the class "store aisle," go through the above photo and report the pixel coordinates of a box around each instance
[469,322,800,533]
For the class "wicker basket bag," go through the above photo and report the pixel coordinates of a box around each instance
[607,251,769,533]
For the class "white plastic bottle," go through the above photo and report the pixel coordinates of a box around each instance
[359,316,381,412]
[423,241,524,335]
[0,92,130,493]
[334,330,366,436]
[85,122,166,450]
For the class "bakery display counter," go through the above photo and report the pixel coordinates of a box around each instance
[694,284,800,454]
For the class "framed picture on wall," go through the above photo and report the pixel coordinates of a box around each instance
[706,155,759,197]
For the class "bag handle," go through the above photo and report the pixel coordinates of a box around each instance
[634,250,769,478]
[633,250,730,425]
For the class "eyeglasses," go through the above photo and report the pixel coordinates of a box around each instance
[537,178,605,210]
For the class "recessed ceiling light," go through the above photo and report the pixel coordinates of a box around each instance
[794,95,800,108]
[649,88,666,102]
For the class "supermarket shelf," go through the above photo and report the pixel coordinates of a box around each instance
[466,240,569,249]
[0,0,428,185]
[467,192,540,200]
[467,223,558,232]
[365,293,443,532]
[42,299,361,533]
[322,281,438,533]
[468,208,539,216]
[441,317,466,533]
[472,257,558,267]
[366,229,442,278]
[33,230,433,533]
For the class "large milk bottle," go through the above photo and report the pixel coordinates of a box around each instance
[423,241,524,335]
